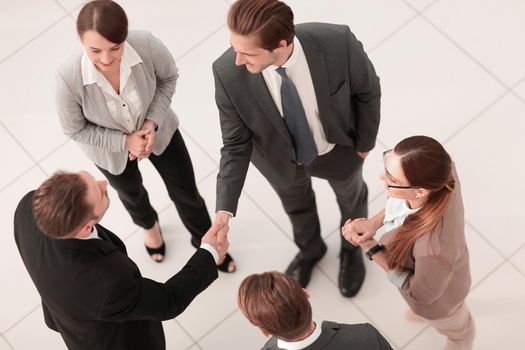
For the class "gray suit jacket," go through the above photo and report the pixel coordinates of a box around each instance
[213,23,381,214]
[262,321,392,350]
[56,30,179,175]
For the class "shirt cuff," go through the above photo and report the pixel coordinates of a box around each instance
[216,210,234,218]
[200,243,219,264]
[387,269,411,289]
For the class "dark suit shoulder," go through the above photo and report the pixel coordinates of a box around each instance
[213,47,238,77]
[320,321,392,350]
[261,335,278,350]
[296,22,349,36]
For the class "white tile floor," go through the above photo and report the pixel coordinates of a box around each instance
[0,0,523,349]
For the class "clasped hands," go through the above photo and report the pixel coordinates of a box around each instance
[201,215,231,262]
[125,119,156,161]
[341,217,378,252]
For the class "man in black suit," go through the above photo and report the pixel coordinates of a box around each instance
[238,271,392,350]
[14,170,227,350]
[212,0,381,297]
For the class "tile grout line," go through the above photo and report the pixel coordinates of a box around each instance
[172,319,201,349]
[1,334,15,350]
[178,127,220,167]
[193,307,239,344]
[52,0,70,16]
[0,13,69,66]
[2,303,41,335]
[0,121,49,176]
[175,23,227,63]
[418,14,511,92]
[442,90,510,145]
[367,13,419,55]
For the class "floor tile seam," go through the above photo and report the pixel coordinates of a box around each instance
[465,220,507,259]
[172,318,201,348]
[2,303,41,336]
[175,23,228,63]
[34,139,71,166]
[177,127,220,167]
[400,0,441,14]
[0,163,42,193]
[418,13,511,91]
[441,89,510,145]
[511,90,525,105]
[240,190,295,241]
[0,334,14,350]
[193,307,239,344]
[398,323,431,349]
[0,121,49,176]
[52,0,69,16]
[367,12,420,55]
[507,259,525,282]
[314,264,400,349]
[0,12,69,66]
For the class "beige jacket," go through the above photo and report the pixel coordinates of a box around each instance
[379,166,471,320]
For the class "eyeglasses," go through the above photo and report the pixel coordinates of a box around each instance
[382,149,420,189]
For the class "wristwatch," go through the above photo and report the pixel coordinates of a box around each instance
[365,243,384,261]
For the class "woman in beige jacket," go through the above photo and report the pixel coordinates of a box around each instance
[342,135,475,350]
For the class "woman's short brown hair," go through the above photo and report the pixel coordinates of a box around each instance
[77,0,128,43]
[238,271,311,340]
[32,172,94,239]
[227,0,294,51]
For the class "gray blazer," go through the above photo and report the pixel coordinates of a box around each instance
[56,31,179,175]
[213,23,381,214]
[262,321,392,350]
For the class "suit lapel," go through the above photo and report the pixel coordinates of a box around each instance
[296,30,333,136]
[242,70,293,146]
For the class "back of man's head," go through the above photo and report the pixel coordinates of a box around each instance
[238,271,312,340]
[32,171,93,239]
[227,0,294,51]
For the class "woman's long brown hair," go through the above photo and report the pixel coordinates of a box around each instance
[386,136,455,271]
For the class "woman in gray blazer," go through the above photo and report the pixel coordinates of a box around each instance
[342,136,475,350]
[56,0,235,271]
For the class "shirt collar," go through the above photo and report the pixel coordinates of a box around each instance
[265,36,303,74]
[79,225,100,240]
[81,41,142,86]
[277,322,321,350]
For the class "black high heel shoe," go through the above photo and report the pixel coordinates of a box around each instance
[191,237,236,273]
[145,228,165,263]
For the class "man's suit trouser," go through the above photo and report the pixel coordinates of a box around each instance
[269,145,368,259]
[97,129,211,242]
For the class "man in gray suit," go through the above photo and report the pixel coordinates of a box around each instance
[238,271,392,350]
[213,0,381,296]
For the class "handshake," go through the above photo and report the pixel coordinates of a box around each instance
[201,221,230,261]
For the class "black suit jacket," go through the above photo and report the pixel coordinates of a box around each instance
[262,321,392,350]
[14,191,218,350]
[213,22,381,214]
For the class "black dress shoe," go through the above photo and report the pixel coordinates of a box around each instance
[285,245,327,288]
[338,247,365,297]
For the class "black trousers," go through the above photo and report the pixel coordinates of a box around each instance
[97,130,211,242]
[269,145,368,259]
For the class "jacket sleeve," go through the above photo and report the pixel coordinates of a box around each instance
[55,71,126,152]
[399,254,454,312]
[144,32,178,130]
[98,249,218,322]
[213,62,253,215]
[345,26,381,152]
[365,323,393,350]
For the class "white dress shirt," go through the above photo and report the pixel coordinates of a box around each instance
[277,321,322,350]
[262,37,335,156]
[81,42,144,136]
